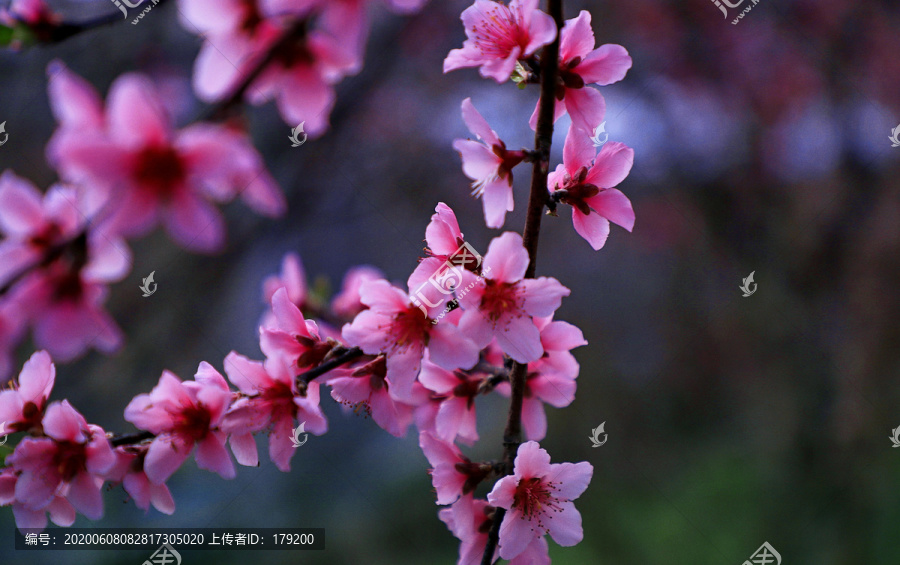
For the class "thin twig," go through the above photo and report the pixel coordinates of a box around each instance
[294,346,364,388]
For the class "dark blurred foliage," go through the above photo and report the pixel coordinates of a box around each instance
[0,0,899,563]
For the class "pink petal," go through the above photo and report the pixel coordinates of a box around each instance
[16,350,54,405]
[194,432,235,479]
[162,190,225,253]
[461,98,501,146]
[520,277,570,318]
[576,43,632,86]
[521,397,547,441]
[523,1,557,56]
[149,482,176,514]
[106,74,170,148]
[42,401,87,443]
[453,139,502,182]
[495,313,544,363]
[530,375,576,408]
[571,207,611,250]
[483,232,529,284]
[144,435,192,485]
[585,141,634,188]
[358,278,409,312]
[497,508,536,559]
[514,441,551,477]
[456,309,495,350]
[268,415,296,472]
[368,389,410,437]
[541,320,587,351]
[428,324,479,372]
[229,432,259,467]
[545,500,583,546]
[12,504,47,530]
[417,362,459,395]
[47,496,77,526]
[549,461,593,500]
[587,188,635,231]
[487,474,517,510]
[564,86,607,135]
[562,124,596,176]
[559,10,595,63]
[0,171,44,237]
[46,60,104,131]
[65,472,104,520]
[481,177,514,229]
[435,397,467,442]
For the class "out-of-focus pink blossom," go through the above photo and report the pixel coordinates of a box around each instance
[453,99,525,229]
[0,0,59,28]
[221,351,327,472]
[262,252,308,310]
[6,401,115,521]
[548,130,635,250]
[487,441,592,560]
[124,365,235,483]
[106,446,175,515]
[46,63,285,253]
[529,11,631,134]
[331,265,384,320]
[0,350,55,433]
[342,278,479,400]
[418,357,480,444]
[0,300,24,379]
[327,355,414,438]
[0,172,130,361]
[260,287,333,372]
[457,233,569,363]
[444,0,556,83]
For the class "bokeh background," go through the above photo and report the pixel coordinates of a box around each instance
[1,0,899,563]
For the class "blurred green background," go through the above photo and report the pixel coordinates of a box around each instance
[1,0,899,563]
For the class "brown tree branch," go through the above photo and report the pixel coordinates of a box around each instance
[481,0,563,562]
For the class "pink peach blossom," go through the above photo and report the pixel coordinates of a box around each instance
[487,441,593,560]
[453,98,525,228]
[6,400,115,521]
[417,357,480,444]
[529,11,632,134]
[331,265,385,320]
[259,287,333,372]
[496,316,586,440]
[457,232,569,363]
[342,278,480,400]
[106,446,175,515]
[419,432,491,505]
[0,173,130,361]
[439,494,550,565]
[221,351,327,472]
[123,365,236,483]
[0,468,76,531]
[444,0,557,83]
[0,350,55,433]
[46,63,285,252]
[327,355,414,438]
[548,129,635,250]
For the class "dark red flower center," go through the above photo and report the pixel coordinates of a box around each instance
[513,476,560,526]
[54,440,88,482]
[175,403,212,441]
[479,280,521,322]
[133,145,185,198]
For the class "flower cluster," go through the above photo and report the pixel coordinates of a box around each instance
[180,0,428,136]
[1,1,633,563]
